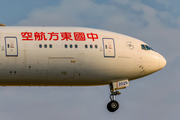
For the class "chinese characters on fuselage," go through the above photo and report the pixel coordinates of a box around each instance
[21,32,98,41]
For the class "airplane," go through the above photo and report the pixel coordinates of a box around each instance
[0,23,166,112]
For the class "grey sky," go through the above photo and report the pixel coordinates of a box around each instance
[0,0,179,120]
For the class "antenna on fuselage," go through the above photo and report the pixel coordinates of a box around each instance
[0,23,6,26]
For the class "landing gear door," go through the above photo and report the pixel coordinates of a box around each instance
[102,38,115,57]
[5,37,18,56]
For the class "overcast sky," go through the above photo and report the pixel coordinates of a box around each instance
[0,0,180,120]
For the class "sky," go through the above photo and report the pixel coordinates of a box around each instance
[0,0,180,119]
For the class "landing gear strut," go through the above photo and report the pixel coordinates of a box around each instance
[107,83,121,112]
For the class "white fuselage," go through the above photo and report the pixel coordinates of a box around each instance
[0,26,166,86]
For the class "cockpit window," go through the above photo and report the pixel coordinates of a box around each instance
[145,45,151,50]
[141,44,154,51]
[141,45,146,50]
[145,45,153,50]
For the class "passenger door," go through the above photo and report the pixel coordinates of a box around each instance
[102,38,115,57]
[5,37,18,56]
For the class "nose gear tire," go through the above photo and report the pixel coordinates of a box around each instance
[107,100,119,112]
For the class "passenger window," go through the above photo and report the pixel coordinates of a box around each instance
[95,45,98,49]
[85,45,88,48]
[141,45,146,50]
[49,44,52,48]
[65,44,68,48]
[44,44,47,48]
[75,44,78,48]
[39,44,42,48]
[70,44,73,48]
[90,45,93,49]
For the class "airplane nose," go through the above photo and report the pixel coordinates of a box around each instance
[158,54,166,70]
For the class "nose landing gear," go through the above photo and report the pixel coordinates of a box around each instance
[107,83,121,112]
[107,90,121,112]
[106,80,129,112]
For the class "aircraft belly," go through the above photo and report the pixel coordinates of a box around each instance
[0,46,126,86]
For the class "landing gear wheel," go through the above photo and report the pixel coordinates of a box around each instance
[107,100,119,112]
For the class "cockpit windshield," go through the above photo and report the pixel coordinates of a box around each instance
[141,45,146,50]
[141,44,154,51]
